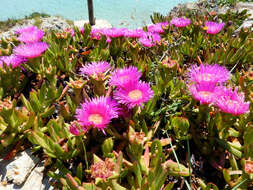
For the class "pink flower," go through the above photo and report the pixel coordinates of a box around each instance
[114,81,153,108]
[110,66,142,88]
[187,64,230,85]
[80,61,111,77]
[75,97,119,130]
[139,32,161,47]
[15,26,38,34]
[106,37,112,43]
[80,27,84,34]
[170,17,191,27]
[204,21,225,34]
[147,22,169,33]
[13,42,49,58]
[17,28,44,43]
[69,124,80,136]
[123,29,145,38]
[64,28,75,36]
[0,54,27,68]
[215,87,250,115]
[101,28,127,38]
[188,83,221,104]
[90,28,103,40]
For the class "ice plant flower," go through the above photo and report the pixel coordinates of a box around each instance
[114,81,153,108]
[15,26,38,34]
[139,32,161,47]
[188,83,221,104]
[110,66,142,88]
[204,21,225,34]
[80,27,84,34]
[69,124,80,136]
[64,28,75,36]
[90,158,115,180]
[215,87,250,115]
[80,61,111,77]
[17,28,44,43]
[0,54,27,68]
[147,22,169,33]
[187,64,230,85]
[101,28,127,38]
[106,37,112,43]
[170,17,191,27]
[90,28,103,40]
[123,29,145,38]
[13,42,49,58]
[75,96,119,130]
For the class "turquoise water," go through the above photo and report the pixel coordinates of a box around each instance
[0,0,194,28]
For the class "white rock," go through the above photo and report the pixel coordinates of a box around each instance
[235,2,253,20]
[20,163,44,190]
[234,20,253,34]
[0,16,72,40]
[74,19,112,29]
[235,2,253,10]
[1,149,39,185]
[0,183,15,190]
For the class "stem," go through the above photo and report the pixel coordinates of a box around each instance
[165,131,192,190]
[187,138,191,185]
[79,136,89,169]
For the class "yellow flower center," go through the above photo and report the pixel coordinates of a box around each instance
[128,90,143,101]
[199,91,212,97]
[203,26,209,30]
[88,114,103,125]
[119,75,129,82]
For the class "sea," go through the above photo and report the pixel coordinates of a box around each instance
[0,0,195,28]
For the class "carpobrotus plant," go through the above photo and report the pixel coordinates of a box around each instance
[0,8,252,190]
[75,96,119,131]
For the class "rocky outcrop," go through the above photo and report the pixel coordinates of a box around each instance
[169,1,253,32]
[0,16,73,39]
[74,19,112,29]
[0,149,52,190]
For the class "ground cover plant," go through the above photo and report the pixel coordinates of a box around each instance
[0,9,253,189]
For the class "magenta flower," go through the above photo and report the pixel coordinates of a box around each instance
[101,28,127,38]
[80,61,111,77]
[17,28,45,43]
[215,87,250,115]
[110,66,142,88]
[124,29,145,38]
[114,81,153,108]
[170,17,191,27]
[75,96,119,130]
[204,21,225,34]
[0,54,27,68]
[13,42,49,58]
[80,27,84,34]
[188,83,221,104]
[106,37,112,43]
[15,26,38,34]
[69,124,80,136]
[187,64,230,85]
[147,22,169,33]
[139,32,161,47]
[90,28,103,40]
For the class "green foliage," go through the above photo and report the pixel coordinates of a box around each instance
[0,8,252,189]
[0,12,50,32]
